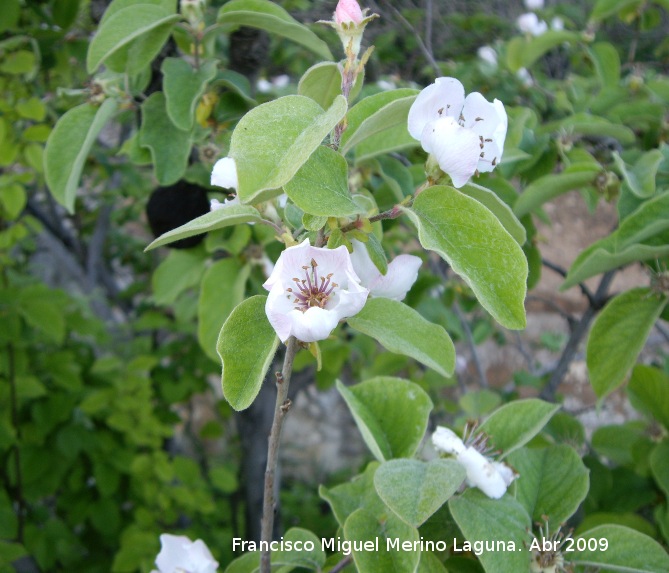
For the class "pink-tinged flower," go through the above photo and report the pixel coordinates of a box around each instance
[335,0,363,25]
[152,534,219,573]
[211,157,238,190]
[408,77,507,188]
[432,426,516,499]
[349,239,421,301]
[517,12,548,36]
[263,239,369,343]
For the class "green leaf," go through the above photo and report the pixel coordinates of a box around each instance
[342,89,419,162]
[374,459,466,527]
[16,97,46,121]
[336,377,433,461]
[0,183,26,220]
[139,92,192,185]
[341,93,417,156]
[651,440,669,498]
[53,0,81,29]
[17,287,66,344]
[151,246,206,305]
[461,183,526,245]
[590,0,643,22]
[343,508,421,573]
[99,0,176,24]
[347,298,455,377]
[507,445,589,524]
[229,95,347,203]
[613,149,664,199]
[0,541,27,566]
[273,528,326,570]
[284,145,363,217]
[145,204,262,250]
[589,42,621,87]
[198,259,250,362]
[506,31,580,72]
[162,58,218,130]
[449,490,531,573]
[479,399,560,457]
[298,62,342,110]
[562,192,669,289]
[217,0,332,60]
[587,288,667,399]
[86,5,180,73]
[44,99,118,213]
[628,365,669,430]
[571,525,669,572]
[513,169,599,218]
[0,0,20,33]
[217,295,279,411]
[403,185,528,330]
[539,112,635,145]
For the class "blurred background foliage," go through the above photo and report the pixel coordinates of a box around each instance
[1,0,669,571]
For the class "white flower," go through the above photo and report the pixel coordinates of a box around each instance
[517,67,534,87]
[263,239,369,343]
[256,78,272,93]
[477,45,498,67]
[152,534,219,573]
[272,74,290,89]
[517,12,548,36]
[432,426,516,499]
[349,239,421,301]
[407,77,507,188]
[524,0,544,10]
[551,16,564,31]
[211,157,238,190]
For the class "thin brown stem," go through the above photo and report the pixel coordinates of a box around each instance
[259,337,299,573]
[338,204,406,235]
[330,554,353,573]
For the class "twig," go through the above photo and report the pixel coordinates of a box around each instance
[338,204,405,234]
[330,554,353,573]
[453,302,488,389]
[380,0,441,77]
[513,331,536,376]
[540,270,616,401]
[86,203,113,291]
[541,258,595,306]
[260,337,299,573]
[424,0,434,60]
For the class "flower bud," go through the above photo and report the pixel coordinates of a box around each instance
[180,0,205,27]
[335,0,363,25]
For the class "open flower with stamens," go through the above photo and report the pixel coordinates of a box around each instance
[349,239,422,301]
[151,534,219,573]
[432,425,517,499]
[263,239,369,343]
[408,77,507,188]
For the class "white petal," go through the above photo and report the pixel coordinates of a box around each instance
[458,448,508,499]
[492,461,517,487]
[432,426,466,455]
[265,286,299,342]
[289,306,341,342]
[211,157,238,190]
[421,117,481,188]
[155,534,219,573]
[332,271,369,317]
[349,239,382,288]
[368,254,421,301]
[461,93,507,172]
[477,46,498,66]
[262,239,310,292]
[408,77,465,141]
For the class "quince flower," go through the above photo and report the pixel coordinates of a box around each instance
[432,426,516,499]
[152,534,219,573]
[517,12,548,36]
[263,239,369,343]
[524,0,544,10]
[335,0,363,25]
[349,239,421,301]
[477,45,498,67]
[408,77,507,188]
[211,156,238,190]
[320,0,378,59]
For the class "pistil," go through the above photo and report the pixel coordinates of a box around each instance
[286,259,338,312]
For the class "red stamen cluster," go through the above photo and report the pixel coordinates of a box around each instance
[287,258,338,312]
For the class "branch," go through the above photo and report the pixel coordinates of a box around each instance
[260,337,299,573]
[329,554,353,573]
[453,302,488,389]
[541,258,595,306]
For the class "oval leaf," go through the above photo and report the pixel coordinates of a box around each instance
[336,377,433,462]
[628,365,669,431]
[217,295,279,411]
[507,445,589,524]
[347,297,455,377]
[146,204,261,251]
[449,489,531,573]
[284,145,362,217]
[162,58,218,130]
[479,398,560,457]
[403,185,528,330]
[230,95,347,203]
[587,288,667,399]
[44,99,118,213]
[86,5,180,73]
[374,459,466,527]
[218,0,332,60]
[571,525,669,572]
[461,183,526,245]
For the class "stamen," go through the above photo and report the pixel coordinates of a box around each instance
[290,258,339,313]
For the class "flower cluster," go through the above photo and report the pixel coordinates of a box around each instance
[408,77,507,188]
[432,426,516,499]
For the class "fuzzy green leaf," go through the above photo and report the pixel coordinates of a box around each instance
[162,58,218,130]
